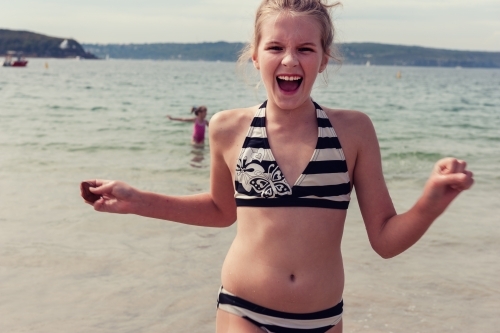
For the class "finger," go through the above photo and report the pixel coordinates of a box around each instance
[437,158,469,175]
[92,197,108,212]
[437,158,458,175]
[92,179,111,187]
[81,179,110,188]
[454,160,466,174]
[94,197,123,214]
[90,181,116,195]
[440,172,474,191]
[459,170,474,190]
[434,172,466,187]
[436,158,452,175]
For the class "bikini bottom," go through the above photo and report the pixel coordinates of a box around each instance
[217,286,343,333]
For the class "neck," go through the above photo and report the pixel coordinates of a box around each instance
[265,99,317,126]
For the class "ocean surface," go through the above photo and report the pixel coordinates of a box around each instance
[0,59,499,332]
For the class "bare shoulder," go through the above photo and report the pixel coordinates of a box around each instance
[209,106,259,164]
[321,106,375,143]
[209,106,257,141]
[319,106,378,174]
[321,107,372,127]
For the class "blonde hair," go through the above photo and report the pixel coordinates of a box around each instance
[238,0,342,67]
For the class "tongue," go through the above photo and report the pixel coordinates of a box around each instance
[278,79,300,92]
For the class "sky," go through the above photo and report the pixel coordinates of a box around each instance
[1,0,499,52]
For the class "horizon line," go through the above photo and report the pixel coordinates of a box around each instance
[1,28,498,53]
[80,41,500,54]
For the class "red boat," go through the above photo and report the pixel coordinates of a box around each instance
[3,51,28,67]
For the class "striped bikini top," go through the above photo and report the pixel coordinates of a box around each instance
[234,101,351,209]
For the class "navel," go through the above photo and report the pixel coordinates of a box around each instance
[290,274,295,282]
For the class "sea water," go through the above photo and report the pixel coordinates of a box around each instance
[0,59,499,332]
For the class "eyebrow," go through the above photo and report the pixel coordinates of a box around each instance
[264,40,319,47]
[297,42,318,48]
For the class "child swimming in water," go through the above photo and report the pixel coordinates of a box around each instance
[167,105,209,145]
[82,1,474,332]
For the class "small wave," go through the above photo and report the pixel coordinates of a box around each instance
[117,82,137,87]
[128,146,146,151]
[96,126,136,132]
[441,123,489,130]
[385,151,444,162]
[67,145,146,152]
[90,106,108,111]
[460,98,472,105]
[385,103,406,110]
[443,106,467,112]
[45,105,86,112]
[19,142,40,147]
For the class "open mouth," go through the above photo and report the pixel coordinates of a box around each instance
[277,75,303,92]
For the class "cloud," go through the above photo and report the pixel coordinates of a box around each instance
[336,0,500,51]
[0,0,498,50]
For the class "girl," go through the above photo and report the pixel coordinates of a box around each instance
[167,105,209,145]
[81,1,473,332]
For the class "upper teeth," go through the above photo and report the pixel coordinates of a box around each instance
[278,76,301,81]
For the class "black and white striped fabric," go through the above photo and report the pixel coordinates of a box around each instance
[217,286,343,333]
[234,101,351,209]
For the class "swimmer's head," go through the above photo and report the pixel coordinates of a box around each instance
[191,105,207,117]
[239,0,342,65]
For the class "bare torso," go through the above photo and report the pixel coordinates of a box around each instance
[222,207,346,312]
[217,103,359,313]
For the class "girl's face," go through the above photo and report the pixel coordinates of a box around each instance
[197,109,207,119]
[252,13,329,112]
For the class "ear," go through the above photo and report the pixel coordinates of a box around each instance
[319,51,329,73]
[252,53,260,70]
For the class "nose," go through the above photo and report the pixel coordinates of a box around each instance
[282,51,298,67]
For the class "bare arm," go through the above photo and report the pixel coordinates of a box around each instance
[352,113,474,258]
[167,115,196,122]
[83,112,237,227]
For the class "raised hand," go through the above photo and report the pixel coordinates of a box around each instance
[421,158,474,213]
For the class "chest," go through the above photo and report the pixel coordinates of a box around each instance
[233,105,351,209]
[266,127,318,186]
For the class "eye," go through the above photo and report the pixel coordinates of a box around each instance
[298,47,314,53]
[266,46,283,51]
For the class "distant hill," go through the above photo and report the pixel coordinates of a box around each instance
[83,42,245,62]
[83,42,500,68]
[0,29,97,59]
[339,43,500,68]
[2,28,499,67]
